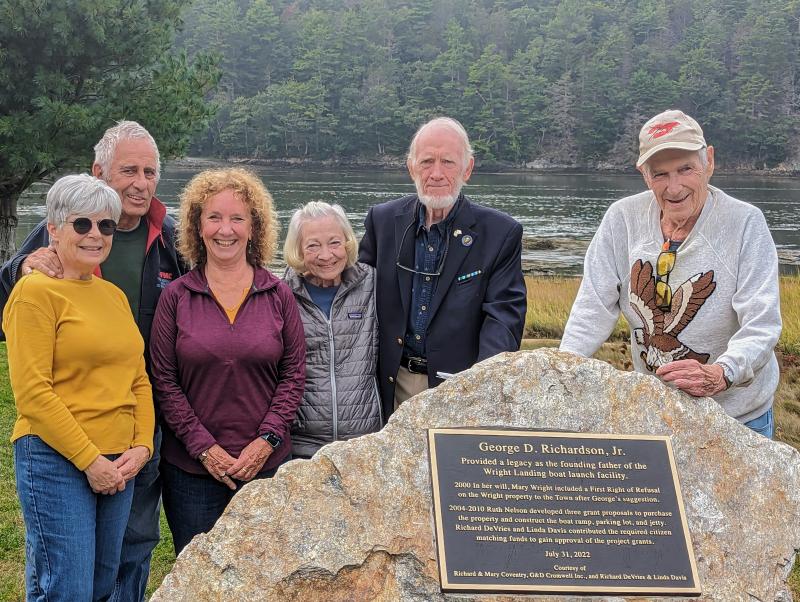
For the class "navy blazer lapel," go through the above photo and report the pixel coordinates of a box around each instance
[427,200,477,322]
[394,203,416,319]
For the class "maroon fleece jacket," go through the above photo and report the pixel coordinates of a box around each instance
[150,266,305,475]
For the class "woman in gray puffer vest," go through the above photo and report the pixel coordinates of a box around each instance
[283,201,381,459]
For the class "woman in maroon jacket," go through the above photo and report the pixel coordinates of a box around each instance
[150,168,305,554]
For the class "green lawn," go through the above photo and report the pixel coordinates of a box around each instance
[0,346,23,600]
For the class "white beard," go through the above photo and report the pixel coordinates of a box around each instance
[417,192,458,209]
[414,177,463,210]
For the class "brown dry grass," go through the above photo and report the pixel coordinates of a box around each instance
[524,276,625,340]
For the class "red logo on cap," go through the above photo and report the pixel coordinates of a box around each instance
[648,122,680,139]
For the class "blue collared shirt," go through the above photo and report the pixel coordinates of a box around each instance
[404,197,463,358]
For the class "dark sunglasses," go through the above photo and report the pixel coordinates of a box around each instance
[66,218,117,236]
[655,240,677,311]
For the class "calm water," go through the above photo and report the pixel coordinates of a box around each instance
[16,166,800,274]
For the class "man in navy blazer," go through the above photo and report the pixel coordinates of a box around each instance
[359,117,527,420]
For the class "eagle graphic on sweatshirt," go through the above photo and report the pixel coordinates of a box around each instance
[628,259,716,371]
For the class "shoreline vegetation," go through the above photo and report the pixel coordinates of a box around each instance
[170,156,800,178]
[173,1,800,172]
[0,275,798,599]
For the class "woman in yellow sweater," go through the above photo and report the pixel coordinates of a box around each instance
[3,174,154,601]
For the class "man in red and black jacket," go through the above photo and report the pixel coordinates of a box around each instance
[0,121,185,602]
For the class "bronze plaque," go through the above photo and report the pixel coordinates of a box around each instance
[428,428,700,595]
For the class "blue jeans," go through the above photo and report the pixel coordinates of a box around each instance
[14,435,134,602]
[745,407,774,439]
[161,460,279,555]
[112,425,162,602]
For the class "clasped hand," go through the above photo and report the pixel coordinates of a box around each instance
[199,439,273,490]
[84,455,125,495]
[84,446,151,494]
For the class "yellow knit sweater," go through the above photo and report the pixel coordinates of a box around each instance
[3,272,154,470]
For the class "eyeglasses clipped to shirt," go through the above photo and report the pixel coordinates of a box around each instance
[655,239,678,311]
[394,216,451,277]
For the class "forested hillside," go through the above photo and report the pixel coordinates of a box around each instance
[176,0,800,169]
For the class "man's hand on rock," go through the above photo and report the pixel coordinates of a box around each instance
[656,360,727,398]
[21,247,63,279]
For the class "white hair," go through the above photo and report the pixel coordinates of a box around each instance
[46,174,122,227]
[93,120,161,182]
[283,201,358,272]
[407,116,473,170]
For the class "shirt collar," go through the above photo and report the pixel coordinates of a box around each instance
[415,194,464,235]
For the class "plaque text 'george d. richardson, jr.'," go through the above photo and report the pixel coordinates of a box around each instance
[428,429,700,596]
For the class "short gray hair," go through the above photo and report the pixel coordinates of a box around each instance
[93,120,161,182]
[283,201,358,272]
[46,174,122,228]
[641,147,709,178]
[407,116,473,169]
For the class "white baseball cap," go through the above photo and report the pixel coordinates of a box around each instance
[637,109,706,167]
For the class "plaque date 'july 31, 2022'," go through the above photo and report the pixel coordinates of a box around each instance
[428,429,700,596]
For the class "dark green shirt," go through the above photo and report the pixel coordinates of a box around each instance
[101,218,148,319]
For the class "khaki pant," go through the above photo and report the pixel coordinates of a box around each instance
[394,365,429,411]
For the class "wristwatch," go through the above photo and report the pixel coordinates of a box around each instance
[718,363,734,390]
[722,374,732,390]
[198,448,210,462]
[260,432,282,449]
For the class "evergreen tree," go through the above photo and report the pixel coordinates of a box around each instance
[0,0,220,261]
[166,0,800,171]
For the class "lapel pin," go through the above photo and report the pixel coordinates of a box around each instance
[453,229,462,238]
[461,234,473,247]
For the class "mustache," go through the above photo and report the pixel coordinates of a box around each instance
[414,178,463,209]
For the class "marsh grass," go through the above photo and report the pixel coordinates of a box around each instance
[525,276,630,340]
[780,277,800,355]
[1,275,798,599]
[774,352,800,449]
[525,275,800,352]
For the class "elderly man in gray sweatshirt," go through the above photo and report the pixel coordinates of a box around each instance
[560,109,781,438]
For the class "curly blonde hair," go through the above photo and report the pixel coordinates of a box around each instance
[177,168,278,267]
